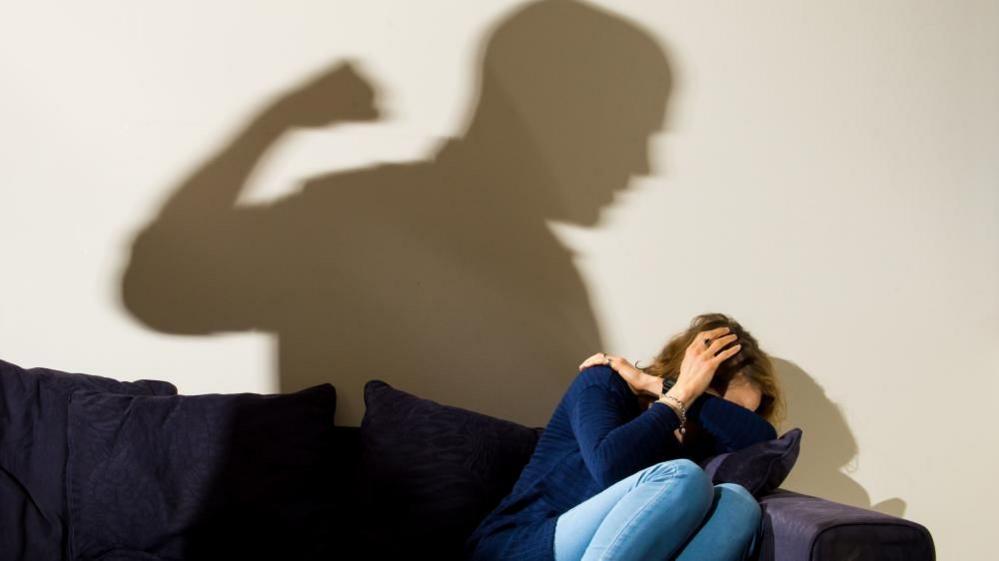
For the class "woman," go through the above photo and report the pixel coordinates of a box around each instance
[463,313,787,561]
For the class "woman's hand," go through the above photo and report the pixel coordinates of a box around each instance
[674,326,742,402]
[578,352,659,397]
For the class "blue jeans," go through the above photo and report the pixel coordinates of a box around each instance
[554,459,762,561]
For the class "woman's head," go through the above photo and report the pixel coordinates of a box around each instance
[639,312,787,429]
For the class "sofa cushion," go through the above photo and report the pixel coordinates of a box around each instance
[357,380,542,560]
[65,383,338,561]
[697,427,802,498]
[0,358,177,561]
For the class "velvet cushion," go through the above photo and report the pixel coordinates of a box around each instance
[697,427,802,498]
[65,383,338,561]
[0,358,177,561]
[357,380,542,560]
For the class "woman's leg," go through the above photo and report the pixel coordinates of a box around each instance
[553,458,714,561]
[673,482,763,561]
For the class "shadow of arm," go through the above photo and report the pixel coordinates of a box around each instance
[120,105,296,334]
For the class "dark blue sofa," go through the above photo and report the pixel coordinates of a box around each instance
[0,358,934,561]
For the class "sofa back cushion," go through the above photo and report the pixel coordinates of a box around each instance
[65,384,338,561]
[357,380,542,560]
[0,358,177,561]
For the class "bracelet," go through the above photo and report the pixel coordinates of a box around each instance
[661,394,688,434]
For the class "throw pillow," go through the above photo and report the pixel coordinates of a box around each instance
[65,383,338,561]
[357,380,542,560]
[697,427,803,498]
[0,358,177,561]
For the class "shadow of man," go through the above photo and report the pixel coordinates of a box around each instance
[121,0,674,427]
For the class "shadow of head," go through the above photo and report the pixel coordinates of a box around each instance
[457,0,674,226]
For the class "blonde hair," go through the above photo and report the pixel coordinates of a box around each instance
[639,312,787,430]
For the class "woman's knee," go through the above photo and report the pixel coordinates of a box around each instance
[714,482,762,530]
[640,458,705,482]
[639,459,713,504]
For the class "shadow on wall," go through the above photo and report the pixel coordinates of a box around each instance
[115,0,901,521]
[774,357,908,517]
[118,0,673,427]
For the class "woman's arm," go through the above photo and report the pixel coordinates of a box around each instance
[686,392,777,453]
[569,370,685,488]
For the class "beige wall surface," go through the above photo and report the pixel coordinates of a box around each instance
[2,1,996,558]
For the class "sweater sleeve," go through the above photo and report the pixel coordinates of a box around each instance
[686,393,777,453]
[569,384,684,488]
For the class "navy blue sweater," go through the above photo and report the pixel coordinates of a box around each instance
[463,365,777,561]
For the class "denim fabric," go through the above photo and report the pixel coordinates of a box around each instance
[554,458,761,561]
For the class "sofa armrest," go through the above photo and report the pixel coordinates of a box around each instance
[754,488,935,561]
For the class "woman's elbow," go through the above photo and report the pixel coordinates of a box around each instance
[740,422,777,449]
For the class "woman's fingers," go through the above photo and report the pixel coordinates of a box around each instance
[702,326,731,339]
[578,352,611,371]
[704,333,739,357]
[579,353,599,369]
[709,341,742,364]
[688,326,731,353]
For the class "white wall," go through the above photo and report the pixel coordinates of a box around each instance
[2,1,996,559]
